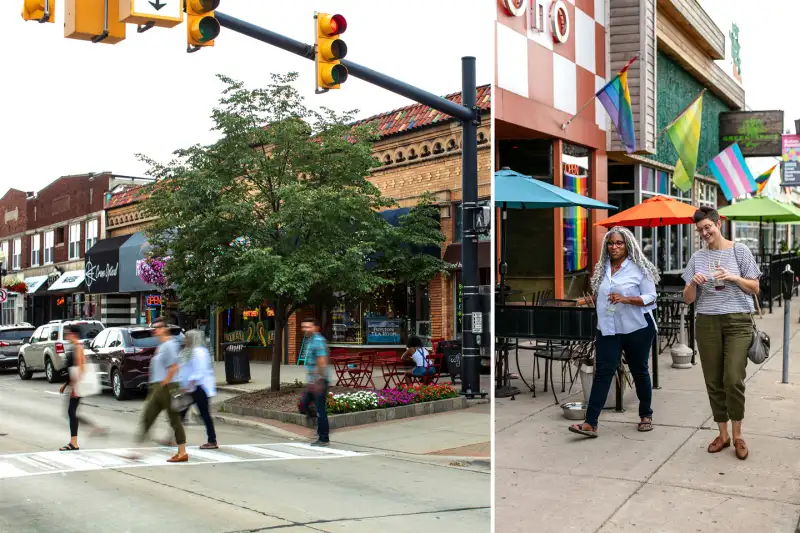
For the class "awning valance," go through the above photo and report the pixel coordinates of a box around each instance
[48,270,86,292]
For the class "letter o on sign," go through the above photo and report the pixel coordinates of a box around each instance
[502,0,527,17]
[550,0,570,44]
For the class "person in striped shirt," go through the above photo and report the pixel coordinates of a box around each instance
[683,206,761,460]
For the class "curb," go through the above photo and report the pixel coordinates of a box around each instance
[211,413,303,440]
[223,396,469,430]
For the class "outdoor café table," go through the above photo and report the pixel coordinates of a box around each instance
[380,358,407,389]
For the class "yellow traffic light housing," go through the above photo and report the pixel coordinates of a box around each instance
[22,0,55,23]
[315,12,348,91]
[186,0,220,53]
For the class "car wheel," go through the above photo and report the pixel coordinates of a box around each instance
[112,369,129,401]
[18,357,33,380]
[45,357,58,384]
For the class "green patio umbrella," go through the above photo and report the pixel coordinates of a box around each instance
[718,197,800,258]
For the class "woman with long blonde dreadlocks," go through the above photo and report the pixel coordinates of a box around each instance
[569,227,660,438]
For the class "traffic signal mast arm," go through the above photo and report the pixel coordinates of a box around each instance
[214,11,473,123]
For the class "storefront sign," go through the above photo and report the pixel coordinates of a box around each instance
[146,294,162,306]
[501,0,570,43]
[365,317,403,344]
[243,309,259,318]
[224,330,246,343]
[56,297,65,306]
[85,259,120,293]
[719,111,784,157]
[782,135,800,187]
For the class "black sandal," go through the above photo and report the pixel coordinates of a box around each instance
[59,443,79,451]
[638,418,654,432]
[568,423,598,438]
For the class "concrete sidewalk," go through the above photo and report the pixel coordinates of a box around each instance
[496,304,800,533]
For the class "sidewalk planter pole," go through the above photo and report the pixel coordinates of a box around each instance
[782,265,794,384]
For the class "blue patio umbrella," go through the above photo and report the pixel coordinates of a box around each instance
[494,168,617,398]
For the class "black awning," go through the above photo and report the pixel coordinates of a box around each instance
[443,241,491,269]
[84,235,134,294]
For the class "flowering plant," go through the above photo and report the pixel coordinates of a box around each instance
[376,388,417,408]
[136,255,170,288]
[3,280,27,294]
[400,383,459,402]
[326,391,379,414]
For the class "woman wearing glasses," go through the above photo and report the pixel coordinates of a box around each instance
[569,227,659,438]
[683,206,760,460]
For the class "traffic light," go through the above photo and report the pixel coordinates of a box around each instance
[315,13,348,91]
[22,0,54,23]
[186,0,220,52]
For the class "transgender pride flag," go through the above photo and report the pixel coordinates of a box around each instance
[707,143,757,201]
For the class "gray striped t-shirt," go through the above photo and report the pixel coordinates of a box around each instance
[682,243,761,315]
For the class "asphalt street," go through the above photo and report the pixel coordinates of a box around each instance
[0,370,490,533]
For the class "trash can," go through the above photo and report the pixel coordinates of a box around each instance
[438,339,462,381]
[223,342,251,385]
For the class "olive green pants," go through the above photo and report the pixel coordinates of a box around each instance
[137,382,186,445]
[695,313,752,423]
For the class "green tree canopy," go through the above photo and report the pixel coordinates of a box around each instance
[139,73,448,390]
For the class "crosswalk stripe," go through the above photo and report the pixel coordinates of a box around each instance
[0,442,367,480]
[228,444,298,459]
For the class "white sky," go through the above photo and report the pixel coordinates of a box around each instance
[0,0,492,196]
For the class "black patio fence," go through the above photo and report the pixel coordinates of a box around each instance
[753,253,800,313]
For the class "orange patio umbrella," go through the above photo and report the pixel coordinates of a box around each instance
[594,195,723,228]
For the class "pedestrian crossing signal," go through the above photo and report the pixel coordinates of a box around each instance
[186,0,220,52]
[315,12,348,91]
[22,0,54,23]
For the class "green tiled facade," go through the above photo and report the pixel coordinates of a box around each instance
[645,51,733,169]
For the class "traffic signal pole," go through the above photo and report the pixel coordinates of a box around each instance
[215,12,485,397]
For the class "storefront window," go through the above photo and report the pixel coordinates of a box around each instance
[562,143,590,297]
[1,295,17,325]
[70,293,99,320]
[222,304,276,347]
[326,282,431,346]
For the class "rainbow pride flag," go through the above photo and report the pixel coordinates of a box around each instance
[755,164,777,195]
[563,172,588,272]
[707,143,757,201]
[596,55,637,153]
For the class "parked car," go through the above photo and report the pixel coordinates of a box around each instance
[0,324,37,370]
[18,320,105,383]
[86,325,184,400]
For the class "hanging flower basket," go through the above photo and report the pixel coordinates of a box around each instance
[136,255,170,289]
[3,280,27,294]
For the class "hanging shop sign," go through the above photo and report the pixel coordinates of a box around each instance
[781,135,800,187]
[719,110,784,157]
[501,0,571,43]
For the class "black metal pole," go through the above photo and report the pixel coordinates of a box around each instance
[215,12,473,123]
[460,56,481,397]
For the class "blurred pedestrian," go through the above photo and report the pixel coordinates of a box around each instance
[132,320,188,462]
[300,318,330,447]
[163,330,219,449]
[683,206,761,460]
[59,325,106,451]
[569,227,659,438]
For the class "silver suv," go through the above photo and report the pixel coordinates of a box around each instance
[18,320,105,383]
[0,324,36,370]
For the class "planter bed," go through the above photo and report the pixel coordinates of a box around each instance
[221,384,468,430]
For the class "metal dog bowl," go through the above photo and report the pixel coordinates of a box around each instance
[561,402,587,420]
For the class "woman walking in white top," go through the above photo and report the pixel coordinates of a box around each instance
[569,227,660,438]
[177,330,218,449]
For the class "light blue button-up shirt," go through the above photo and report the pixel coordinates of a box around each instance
[596,258,657,337]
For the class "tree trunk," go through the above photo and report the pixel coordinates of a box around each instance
[272,300,285,391]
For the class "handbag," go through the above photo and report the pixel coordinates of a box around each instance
[171,391,193,412]
[747,293,770,365]
[732,243,770,364]
[69,363,101,397]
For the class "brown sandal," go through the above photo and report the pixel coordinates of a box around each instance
[707,435,731,453]
[637,417,653,432]
[734,438,749,460]
[568,423,598,438]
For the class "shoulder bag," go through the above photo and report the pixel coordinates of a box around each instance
[733,243,770,364]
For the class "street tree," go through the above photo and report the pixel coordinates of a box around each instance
[139,73,448,390]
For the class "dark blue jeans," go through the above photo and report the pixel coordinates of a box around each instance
[302,380,329,441]
[585,314,656,427]
[180,386,217,444]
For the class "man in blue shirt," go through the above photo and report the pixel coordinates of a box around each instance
[300,318,330,446]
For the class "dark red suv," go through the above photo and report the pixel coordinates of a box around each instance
[86,325,184,400]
